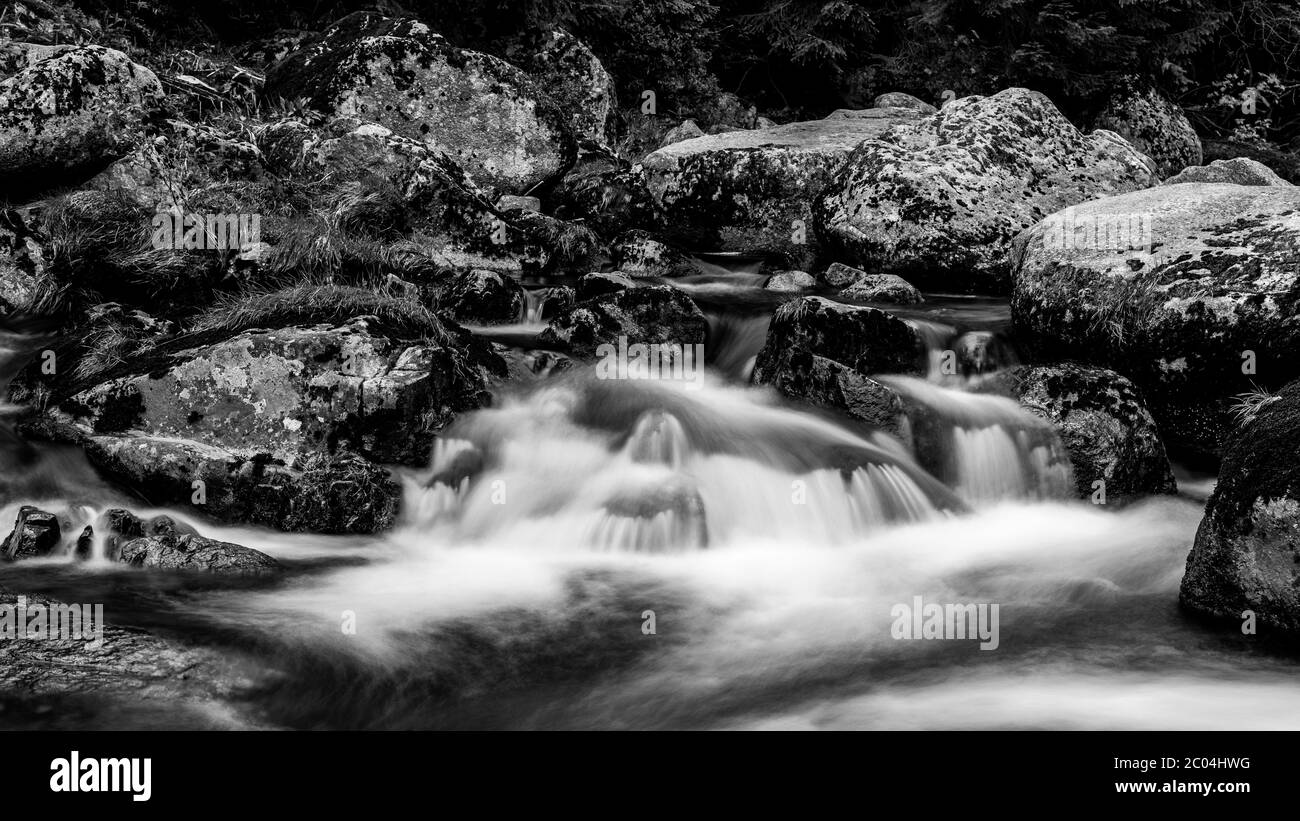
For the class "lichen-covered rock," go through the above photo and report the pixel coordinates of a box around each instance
[0,45,162,193]
[530,28,616,146]
[1180,379,1300,631]
[765,270,816,292]
[872,92,937,115]
[1,506,61,561]
[821,262,866,288]
[58,318,491,467]
[754,348,911,441]
[1094,83,1202,178]
[538,286,708,358]
[264,12,576,194]
[119,532,280,576]
[752,297,928,383]
[611,230,697,278]
[840,274,923,305]
[976,364,1176,502]
[0,209,44,312]
[659,120,704,148]
[438,269,525,325]
[549,149,655,238]
[575,271,640,300]
[1202,139,1300,184]
[641,110,921,268]
[1011,183,1300,459]
[819,88,1157,292]
[1164,157,1291,187]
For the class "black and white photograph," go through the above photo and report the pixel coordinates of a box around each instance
[0,0,1297,801]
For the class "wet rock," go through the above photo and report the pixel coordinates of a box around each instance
[0,45,162,194]
[840,274,923,305]
[265,12,575,194]
[1011,182,1300,459]
[539,286,708,359]
[119,533,280,576]
[438,269,526,326]
[530,28,616,146]
[755,349,911,442]
[642,109,921,268]
[611,231,697,278]
[1093,83,1201,178]
[819,88,1157,292]
[58,318,492,467]
[1164,157,1291,187]
[575,271,639,300]
[765,270,816,292]
[549,149,654,238]
[752,297,928,382]
[1,506,60,561]
[1180,379,1300,631]
[976,364,1176,502]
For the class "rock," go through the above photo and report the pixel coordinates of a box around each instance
[496,195,541,212]
[1011,183,1300,459]
[119,533,280,576]
[438,269,525,325]
[641,109,921,268]
[1093,83,1201,178]
[821,262,867,288]
[0,45,162,194]
[840,274,923,305]
[78,437,401,534]
[872,92,937,115]
[1164,158,1291,187]
[1180,379,1300,631]
[57,318,491,467]
[975,364,1176,502]
[752,297,927,383]
[819,88,1157,292]
[611,231,697,278]
[659,120,704,148]
[0,209,44,312]
[265,12,575,194]
[1202,139,1300,184]
[765,270,816,292]
[549,149,655,237]
[575,271,639,300]
[534,286,576,320]
[952,330,1019,378]
[539,286,708,359]
[755,348,911,441]
[1,506,61,561]
[531,29,616,146]
[756,116,777,129]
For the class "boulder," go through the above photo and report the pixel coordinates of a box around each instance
[1093,83,1202,178]
[976,364,1176,502]
[1,506,61,561]
[58,317,491,467]
[0,209,44,312]
[754,348,911,442]
[1011,182,1300,459]
[0,45,162,193]
[530,29,616,146]
[539,286,708,358]
[265,12,575,194]
[575,271,640,300]
[641,109,921,268]
[1180,379,1300,631]
[549,149,654,237]
[872,92,937,115]
[611,230,697,278]
[659,120,704,148]
[752,297,928,383]
[1164,157,1291,187]
[818,88,1157,292]
[438,269,526,325]
[765,270,816,292]
[119,533,280,576]
[840,274,923,305]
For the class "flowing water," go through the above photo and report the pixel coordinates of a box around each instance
[2,274,1299,731]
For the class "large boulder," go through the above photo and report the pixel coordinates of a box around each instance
[1011,183,1300,459]
[1093,83,1202,178]
[754,348,912,442]
[538,286,708,359]
[752,297,928,382]
[840,274,923,305]
[1180,379,1300,631]
[1164,157,1291,187]
[976,364,1176,502]
[530,28,616,146]
[818,88,1157,292]
[264,12,576,194]
[640,109,921,268]
[549,149,654,238]
[1,506,61,561]
[119,533,280,576]
[58,317,490,467]
[0,45,161,194]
